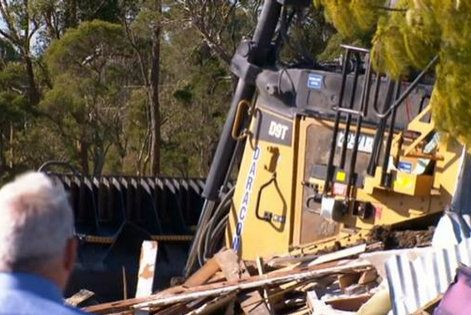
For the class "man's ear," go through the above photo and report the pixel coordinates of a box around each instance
[64,237,77,273]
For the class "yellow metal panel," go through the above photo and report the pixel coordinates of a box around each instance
[292,116,307,247]
[336,171,346,182]
[392,173,433,196]
[227,102,463,258]
[226,107,296,260]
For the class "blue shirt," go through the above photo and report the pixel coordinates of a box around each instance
[0,272,87,315]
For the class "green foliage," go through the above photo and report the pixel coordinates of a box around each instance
[41,20,133,175]
[0,0,338,178]
[317,0,471,146]
[0,39,19,62]
[158,22,233,176]
[46,20,128,76]
[430,1,471,145]
[173,85,193,105]
[315,0,387,42]
[370,0,440,78]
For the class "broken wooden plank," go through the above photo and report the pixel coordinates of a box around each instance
[311,301,357,314]
[66,289,95,307]
[184,257,220,287]
[82,285,185,314]
[358,269,377,285]
[84,260,371,314]
[131,261,371,310]
[122,266,128,300]
[154,302,191,315]
[214,249,244,280]
[411,294,443,315]
[256,256,273,313]
[307,291,356,315]
[308,244,367,267]
[154,297,208,314]
[271,242,381,269]
[207,271,227,284]
[136,240,158,298]
[266,253,319,268]
[214,249,270,315]
[277,259,354,292]
[338,273,361,289]
[306,290,319,312]
[187,292,238,315]
[324,294,372,312]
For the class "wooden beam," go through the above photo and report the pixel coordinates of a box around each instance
[132,261,371,310]
[308,244,367,267]
[135,240,159,298]
[154,297,208,314]
[187,292,238,315]
[84,260,371,314]
[214,250,270,315]
[307,290,365,314]
[256,256,273,313]
[324,294,372,312]
[358,269,377,285]
[266,253,319,268]
[214,250,244,280]
[83,285,185,314]
[154,302,191,315]
[411,295,442,315]
[338,273,361,289]
[184,257,220,287]
[66,289,95,307]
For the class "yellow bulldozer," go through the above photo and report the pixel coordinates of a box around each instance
[184,0,463,274]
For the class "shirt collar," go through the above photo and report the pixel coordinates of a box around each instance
[0,272,63,303]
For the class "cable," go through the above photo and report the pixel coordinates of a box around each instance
[198,186,234,264]
[197,186,235,265]
[202,193,233,261]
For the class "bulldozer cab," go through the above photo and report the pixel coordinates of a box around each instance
[185,0,463,272]
[226,45,461,260]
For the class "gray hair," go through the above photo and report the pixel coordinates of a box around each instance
[0,172,74,271]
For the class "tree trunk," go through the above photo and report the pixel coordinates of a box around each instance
[149,0,161,176]
[79,139,89,175]
[23,54,40,106]
[66,0,78,28]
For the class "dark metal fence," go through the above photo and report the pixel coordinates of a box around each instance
[47,173,209,302]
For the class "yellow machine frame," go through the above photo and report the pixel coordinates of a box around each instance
[227,101,462,260]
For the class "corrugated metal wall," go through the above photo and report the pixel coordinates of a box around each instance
[386,238,471,315]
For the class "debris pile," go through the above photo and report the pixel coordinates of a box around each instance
[82,244,385,314]
[79,228,469,315]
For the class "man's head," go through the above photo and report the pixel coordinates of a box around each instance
[0,172,76,290]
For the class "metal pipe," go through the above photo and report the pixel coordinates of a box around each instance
[366,77,394,176]
[339,54,361,169]
[381,82,401,187]
[347,56,372,197]
[324,49,351,194]
[373,55,438,119]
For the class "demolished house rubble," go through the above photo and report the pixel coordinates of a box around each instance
[74,224,468,315]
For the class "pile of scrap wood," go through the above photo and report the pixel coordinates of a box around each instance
[83,243,387,314]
